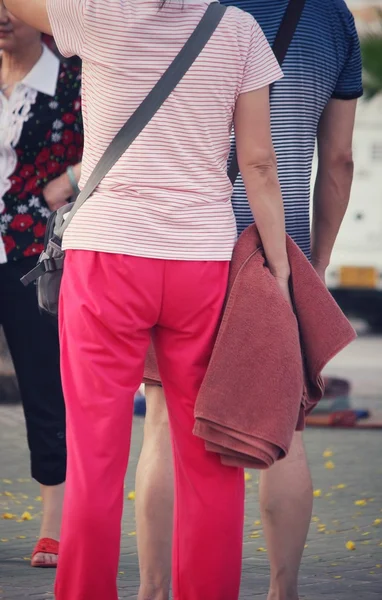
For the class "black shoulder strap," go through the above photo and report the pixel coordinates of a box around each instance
[57,2,227,238]
[228,0,306,186]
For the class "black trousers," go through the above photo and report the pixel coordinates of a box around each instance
[0,257,66,485]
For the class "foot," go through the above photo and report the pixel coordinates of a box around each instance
[31,482,65,567]
[31,537,59,568]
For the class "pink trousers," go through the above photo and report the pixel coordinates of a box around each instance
[55,251,244,600]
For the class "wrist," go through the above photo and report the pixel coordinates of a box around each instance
[271,266,291,280]
[66,165,80,196]
[311,256,329,271]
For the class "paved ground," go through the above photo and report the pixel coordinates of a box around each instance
[0,331,381,600]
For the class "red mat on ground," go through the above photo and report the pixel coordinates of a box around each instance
[306,411,382,429]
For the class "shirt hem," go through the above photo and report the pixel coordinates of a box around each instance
[62,243,234,262]
[331,89,363,101]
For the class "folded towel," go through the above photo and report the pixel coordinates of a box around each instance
[143,225,356,469]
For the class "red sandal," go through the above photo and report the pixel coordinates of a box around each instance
[31,537,59,568]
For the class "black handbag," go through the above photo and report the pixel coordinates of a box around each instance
[20,2,227,317]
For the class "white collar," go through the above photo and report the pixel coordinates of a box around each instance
[22,44,60,97]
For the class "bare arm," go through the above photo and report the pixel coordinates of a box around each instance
[4,0,52,34]
[234,86,289,279]
[311,99,357,277]
[43,163,82,211]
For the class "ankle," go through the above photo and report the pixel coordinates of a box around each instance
[268,583,299,600]
[138,584,170,600]
[38,527,60,541]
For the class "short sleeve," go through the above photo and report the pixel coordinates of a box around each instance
[47,0,86,58]
[240,19,283,95]
[332,13,363,100]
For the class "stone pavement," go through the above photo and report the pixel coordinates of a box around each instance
[0,407,381,600]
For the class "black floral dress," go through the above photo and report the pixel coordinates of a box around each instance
[1,58,83,262]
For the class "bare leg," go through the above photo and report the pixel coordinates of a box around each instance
[259,432,313,600]
[136,385,174,600]
[31,482,65,567]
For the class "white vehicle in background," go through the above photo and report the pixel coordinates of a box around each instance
[312,96,382,330]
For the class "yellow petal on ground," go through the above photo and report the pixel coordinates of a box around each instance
[2,513,15,520]
[325,461,335,469]
[127,531,136,536]
[1,539,9,542]
[354,499,367,506]
[345,541,356,551]
[336,483,347,489]
[17,536,26,539]
[20,494,28,500]
[361,541,371,545]
[127,491,136,501]
[250,533,260,539]
[333,575,342,579]
[3,491,13,497]
[312,516,320,522]
[325,493,333,497]
[257,547,267,552]
[21,511,32,521]
[362,532,370,536]
[244,472,252,482]
[313,489,322,498]
[376,564,381,568]
[2,479,12,484]
[254,520,261,526]
[323,450,333,458]
[27,506,34,510]
[304,544,308,548]
[373,519,381,526]
[331,563,338,566]
[119,571,124,575]
[23,557,30,561]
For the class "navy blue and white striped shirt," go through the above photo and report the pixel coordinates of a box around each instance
[223,0,363,258]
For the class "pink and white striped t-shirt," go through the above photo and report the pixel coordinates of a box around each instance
[47,0,282,261]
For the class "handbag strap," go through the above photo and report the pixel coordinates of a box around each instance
[56,2,227,239]
[227,0,306,186]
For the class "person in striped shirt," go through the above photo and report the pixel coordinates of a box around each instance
[7,1,294,599]
[135,1,362,600]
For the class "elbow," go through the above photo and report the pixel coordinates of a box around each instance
[336,150,354,172]
[239,151,278,180]
[322,150,354,176]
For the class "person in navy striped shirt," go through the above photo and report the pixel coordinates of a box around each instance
[135,1,362,599]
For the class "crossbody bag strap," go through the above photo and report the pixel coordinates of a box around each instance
[228,0,306,186]
[56,2,227,238]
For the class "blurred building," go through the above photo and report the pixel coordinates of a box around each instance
[323,1,382,328]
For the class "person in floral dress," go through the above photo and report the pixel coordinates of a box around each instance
[0,2,82,567]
